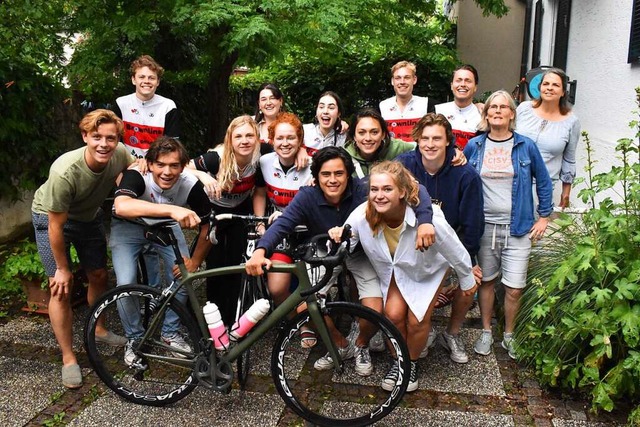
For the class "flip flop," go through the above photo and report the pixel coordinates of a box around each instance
[300,329,317,349]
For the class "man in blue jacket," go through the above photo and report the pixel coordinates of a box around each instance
[246,146,434,376]
[397,113,483,364]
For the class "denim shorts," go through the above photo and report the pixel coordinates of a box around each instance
[478,222,532,289]
[32,211,108,277]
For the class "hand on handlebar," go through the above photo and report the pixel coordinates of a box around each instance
[171,206,201,229]
[268,210,282,225]
[328,226,345,243]
[245,248,271,276]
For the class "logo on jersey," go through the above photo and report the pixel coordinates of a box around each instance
[131,109,139,114]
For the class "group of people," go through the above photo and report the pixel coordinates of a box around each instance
[31,55,581,392]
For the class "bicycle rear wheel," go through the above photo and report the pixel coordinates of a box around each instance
[84,284,201,406]
[271,301,410,426]
[235,273,270,389]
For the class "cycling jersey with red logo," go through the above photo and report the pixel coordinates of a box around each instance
[114,93,180,159]
[435,101,481,149]
[302,123,346,156]
[259,152,312,212]
[379,95,432,142]
[194,150,265,209]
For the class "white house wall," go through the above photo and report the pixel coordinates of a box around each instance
[566,0,640,207]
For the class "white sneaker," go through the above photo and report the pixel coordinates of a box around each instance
[474,330,494,356]
[502,334,517,360]
[419,327,437,359]
[354,346,373,376]
[124,339,136,367]
[161,333,192,358]
[369,330,386,352]
[314,344,356,370]
[438,332,469,364]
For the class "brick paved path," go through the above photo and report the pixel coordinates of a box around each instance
[0,297,629,426]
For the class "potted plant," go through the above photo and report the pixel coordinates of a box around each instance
[0,238,86,314]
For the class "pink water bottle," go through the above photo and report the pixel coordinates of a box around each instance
[230,299,270,341]
[203,302,229,351]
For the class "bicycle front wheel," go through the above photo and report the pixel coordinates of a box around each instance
[271,301,410,426]
[84,284,201,406]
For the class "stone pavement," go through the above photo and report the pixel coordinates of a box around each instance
[0,299,629,426]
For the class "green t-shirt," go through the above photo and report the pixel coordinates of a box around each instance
[32,143,133,221]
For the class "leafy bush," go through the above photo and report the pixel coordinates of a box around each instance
[0,238,79,297]
[515,89,640,413]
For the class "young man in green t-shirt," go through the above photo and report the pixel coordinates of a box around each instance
[31,109,135,389]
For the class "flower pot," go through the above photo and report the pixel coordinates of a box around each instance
[20,270,88,315]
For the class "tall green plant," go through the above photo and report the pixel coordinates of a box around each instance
[515,88,640,413]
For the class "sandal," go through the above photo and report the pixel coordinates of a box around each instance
[434,291,453,308]
[300,329,317,349]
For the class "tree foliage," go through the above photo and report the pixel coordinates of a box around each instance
[0,0,72,199]
[65,0,507,150]
[1,0,507,198]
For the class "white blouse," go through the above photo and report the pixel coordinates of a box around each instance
[345,203,475,322]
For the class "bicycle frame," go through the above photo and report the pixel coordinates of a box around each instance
[136,243,342,385]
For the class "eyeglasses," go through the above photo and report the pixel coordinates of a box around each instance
[487,104,512,111]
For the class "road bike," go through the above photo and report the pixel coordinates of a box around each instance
[84,214,410,426]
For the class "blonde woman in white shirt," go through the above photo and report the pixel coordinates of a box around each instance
[330,161,478,392]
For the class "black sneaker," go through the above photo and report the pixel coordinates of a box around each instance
[381,362,400,391]
[407,361,418,392]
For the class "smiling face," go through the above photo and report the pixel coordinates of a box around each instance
[131,66,160,101]
[418,124,449,172]
[231,122,258,161]
[82,123,120,172]
[317,158,349,205]
[258,89,283,121]
[486,94,515,131]
[539,72,565,105]
[148,151,184,190]
[273,122,301,166]
[451,69,477,107]
[316,94,340,135]
[369,172,405,217]
[391,66,417,99]
[354,117,385,161]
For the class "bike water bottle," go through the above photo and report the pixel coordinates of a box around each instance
[229,299,270,341]
[203,302,229,351]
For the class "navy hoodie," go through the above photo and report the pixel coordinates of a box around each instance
[396,144,484,261]
[257,176,433,256]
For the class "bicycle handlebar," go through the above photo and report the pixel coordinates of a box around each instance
[298,224,351,298]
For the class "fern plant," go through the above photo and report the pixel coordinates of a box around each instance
[515,88,640,414]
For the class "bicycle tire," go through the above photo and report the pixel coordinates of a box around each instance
[84,284,201,406]
[271,301,410,426]
[235,273,269,389]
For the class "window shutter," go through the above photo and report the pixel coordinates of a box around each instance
[629,0,640,63]
[532,1,544,68]
[553,0,572,69]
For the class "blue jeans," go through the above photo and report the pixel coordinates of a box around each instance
[110,219,190,339]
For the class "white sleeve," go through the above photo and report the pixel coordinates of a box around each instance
[431,212,475,290]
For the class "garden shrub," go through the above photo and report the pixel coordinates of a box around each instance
[515,89,640,414]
